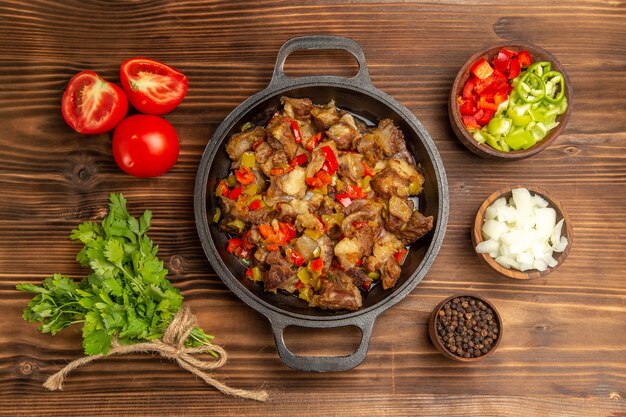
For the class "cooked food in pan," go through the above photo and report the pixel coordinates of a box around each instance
[213,97,433,311]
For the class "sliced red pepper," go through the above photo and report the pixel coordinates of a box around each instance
[393,248,408,264]
[235,166,255,185]
[462,77,478,100]
[245,267,253,278]
[287,249,305,266]
[306,170,332,189]
[477,99,499,112]
[242,230,256,250]
[289,119,302,144]
[270,167,285,176]
[352,221,368,230]
[355,258,363,267]
[492,49,513,72]
[470,57,494,80]
[462,115,481,130]
[518,50,533,68]
[249,199,262,211]
[290,153,308,167]
[459,99,475,116]
[508,57,521,79]
[295,280,303,289]
[305,176,322,188]
[266,243,279,252]
[305,132,322,151]
[361,160,374,177]
[216,180,229,197]
[279,221,297,242]
[474,109,495,126]
[227,238,243,254]
[309,257,324,273]
[252,138,264,150]
[258,224,274,240]
[494,90,509,106]
[320,146,338,174]
[342,184,366,199]
[336,194,353,207]
[228,186,243,200]
[491,69,509,84]
[362,281,371,291]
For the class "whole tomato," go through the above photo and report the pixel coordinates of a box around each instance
[112,114,179,177]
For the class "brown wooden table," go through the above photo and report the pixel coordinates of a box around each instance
[1,1,625,416]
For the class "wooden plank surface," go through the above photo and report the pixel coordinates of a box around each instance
[1,0,625,415]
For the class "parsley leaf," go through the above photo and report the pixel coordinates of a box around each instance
[17,194,214,355]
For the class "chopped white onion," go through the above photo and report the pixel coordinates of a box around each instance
[477,188,568,273]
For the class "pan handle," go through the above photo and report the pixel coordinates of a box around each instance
[270,35,373,88]
[267,314,376,372]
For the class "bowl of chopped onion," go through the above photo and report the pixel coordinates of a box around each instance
[472,186,572,279]
[449,42,572,160]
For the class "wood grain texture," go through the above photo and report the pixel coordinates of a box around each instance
[1,0,625,416]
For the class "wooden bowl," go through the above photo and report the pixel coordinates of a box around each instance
[449,42,573,160]
[428,294,503,362]
[472,185,573,279]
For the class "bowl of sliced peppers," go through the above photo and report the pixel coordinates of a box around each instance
[449,42,572,160]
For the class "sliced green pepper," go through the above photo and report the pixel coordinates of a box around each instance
[516,72,545,103]
[527,61,552,77]
[541,71,565,103]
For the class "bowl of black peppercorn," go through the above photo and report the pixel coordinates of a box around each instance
[428,294,502,362]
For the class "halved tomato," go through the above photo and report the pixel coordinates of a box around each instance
[120,58,188,115]
[61,71,128,134]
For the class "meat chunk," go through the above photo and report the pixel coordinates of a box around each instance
[368,118,405,156]
[243,206,274,225]
[281,96,313,121]
[386,210,434,244]
[326,115,361,150]
[365,232,404,272]
[381,256,401,290]
[388,196,413,223]
[226,126,265,161]
[310,271,362,311]
[337,153,365,183]
[316,235,334,273]
[264,264,296,292]
[254,141,273,165]
[311,100,340,130]
[341,200,383,238]
[371,158,424,198]
[269,118,300,159]
[356,133,383,167]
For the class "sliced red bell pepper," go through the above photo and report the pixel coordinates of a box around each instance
[361,160,374,177]
[309,257,324,273]
[393,248,408,264]
[474,109,495,126]
[287,248,305,266]
[235,166,255,185]
[249,199,262,211]
[289,119,302,144]
[352,221,368,230]
[518,50,533,68]
[470,57,494,80]
[492,48,514,72]
[320,146,338,174]
[228,186,243,200]
[336,194,353,207]
[278,221,297,242]
[306,169,333,189]
[245,267,253,278]
[295,280,303,289]
[355,258,363,267]
[342,184,366,199]
[270,167,285,176]
[252,138,264,150]
[459,100,475,116]
[477,99,499,112]
[494,90,509,105]
[290,153,308,167]
[266,243,279,252]
[305,132,322,151]
[362,281,371,291]
[462,115,481,130]
[508,56,521,79]
[462,77,478,100]
[216,180,229,197]
[227,238,243,254]
[242,230,256,250]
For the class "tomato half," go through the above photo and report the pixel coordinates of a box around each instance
[61,71,128,134]
[112,115,180,178]
[120,58,188,115]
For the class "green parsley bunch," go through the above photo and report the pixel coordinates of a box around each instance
[17,194,213,355]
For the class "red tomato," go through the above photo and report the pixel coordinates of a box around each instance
[61,71,128,134]
[120,58,188,115]
[112,115,179,177]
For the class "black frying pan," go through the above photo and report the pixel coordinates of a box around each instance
[194,35,448,372]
